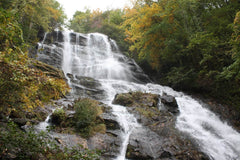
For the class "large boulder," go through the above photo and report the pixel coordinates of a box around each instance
[112,91,209,160]
[160,92,179,114]
[45,97,122,159]
[88,133,121,159]
[100,113,120,130]
[67,74,106,100]
[113,91,159,108]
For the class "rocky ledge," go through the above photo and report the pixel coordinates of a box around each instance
[43,97,122,159]
[113,91,209,160]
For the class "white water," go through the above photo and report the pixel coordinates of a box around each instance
[176,96,240,160]
[62,32,72,75]
[41,31,240,160]
[36,108,56,131]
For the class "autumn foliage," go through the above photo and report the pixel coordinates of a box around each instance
[121,0,240,109]
[0,1,68,115]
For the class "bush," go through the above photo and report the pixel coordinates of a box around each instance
[0,122,101,160]
[51,108,66,125]
[74,98,104,137]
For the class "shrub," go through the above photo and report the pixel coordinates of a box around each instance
[73,98,104,137]
[0,122,101,160]
[51,108,66,125]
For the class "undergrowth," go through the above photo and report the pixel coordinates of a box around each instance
[0,122,101,160]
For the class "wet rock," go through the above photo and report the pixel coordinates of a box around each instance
[67,74,106,100]
[35,43,63,69]
[100,113,120,130]
[126,59,151,83]
[112,93,134,106]
[159,150,172,159]
[88,133,121,159]
[113,92,159,108]
[127,127,163,159]
[104,119,120,130]
[75,75,102,88]
[113,91,209,160]
[43,31,64,44]
[126,144,153,159]
[9,106,50,125]
[32,106,51,122]
[69,32,87,46]
[66,73,74,79]
[160,92,179,114]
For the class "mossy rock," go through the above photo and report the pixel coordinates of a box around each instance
[31,59,66,80]
[113,91,159,108]
[112,93,134,106]
[50,108,66,125]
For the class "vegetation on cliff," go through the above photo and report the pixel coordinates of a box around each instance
[0,122,100,159]
[0,1,100,159]
[0,6,69,116]
[50,98,106,138]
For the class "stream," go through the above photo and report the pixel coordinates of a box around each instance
[36,31,240,160]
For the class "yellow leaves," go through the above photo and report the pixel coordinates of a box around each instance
[46,7,61,21]
[122,1,180,70]
[234,12,240,25]
[122,2,165,44]
[91,8,103,18]
[0,55,69,112]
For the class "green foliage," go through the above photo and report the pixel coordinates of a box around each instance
[1,0,66,44]
[69,9,129,53]
[51,108,66,125]
[69,10,92,33]
[74,98,105,138]
[0,122,101,160]
[121,0,240,109]
[136,107,159,118]
[0,8,69,115]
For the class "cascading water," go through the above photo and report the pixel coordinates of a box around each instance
[37,31,240,160]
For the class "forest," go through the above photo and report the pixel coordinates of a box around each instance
[0,0,240,159]
[69,0,240,110]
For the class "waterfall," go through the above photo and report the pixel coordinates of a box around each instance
[37,31,240,160]
[62,31,72,75]
[176,96,240,160]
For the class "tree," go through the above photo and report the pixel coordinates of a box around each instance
[0,1,69,115]
[1,0,66,43]
[69,9,92,33]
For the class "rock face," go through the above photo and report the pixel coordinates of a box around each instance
[66,73,106,100]
[31,59,66,80]
[113,91,209,160]
[113,91,159,108]
[46,97,122,159]
[30,31,88,69]
[9,105,51,127]
[160,92,179,114]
